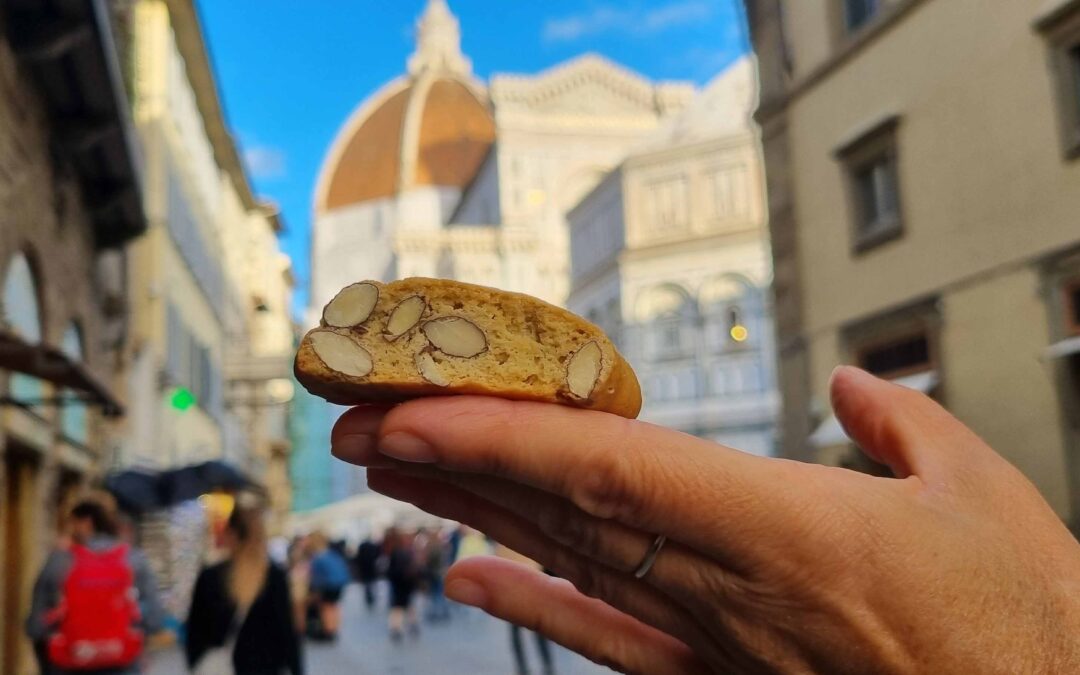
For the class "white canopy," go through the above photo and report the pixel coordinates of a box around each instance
[809,370,939,448]
[286,491,448,542]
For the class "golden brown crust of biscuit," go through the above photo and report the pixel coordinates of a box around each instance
[294,278,642,418]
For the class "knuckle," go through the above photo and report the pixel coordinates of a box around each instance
[452,402,520,476]
[567,562,619,604]
[591,639,635,673]
[536,505,604,558]
[569,419,653,522]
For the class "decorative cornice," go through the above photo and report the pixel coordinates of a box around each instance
[491,53,693,115]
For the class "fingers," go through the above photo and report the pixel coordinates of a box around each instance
[829,366,1001,484]
[330,404,394,466]
[445,557,709,675]
[366,469,715,654]
[360,396,801,563]
[431,472,660,575]
[386,464,726,594]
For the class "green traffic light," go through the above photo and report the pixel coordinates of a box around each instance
[170,386,196,411]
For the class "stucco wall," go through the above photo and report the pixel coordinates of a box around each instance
[754,0,1080,521]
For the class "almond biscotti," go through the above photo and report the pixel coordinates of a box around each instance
[294,278,642,418]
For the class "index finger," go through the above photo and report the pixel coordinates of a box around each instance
[356,396,813,566]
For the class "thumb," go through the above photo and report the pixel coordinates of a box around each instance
[829,366,994,482]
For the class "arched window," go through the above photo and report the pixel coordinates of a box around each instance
[2,252,41,341]
[635,284,695,361]
[2,253,44,409]
[60,323,87,444]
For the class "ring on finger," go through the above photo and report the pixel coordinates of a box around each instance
[633,534,667,579]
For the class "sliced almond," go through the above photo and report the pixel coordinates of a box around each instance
[323,282,379,328]
[384,295,427,340]
[309,330,373,377]
[566,340,602,399]
[421,317,487,358]
[415,351,450,386]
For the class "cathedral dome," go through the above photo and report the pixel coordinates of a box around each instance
[316,1,494,214]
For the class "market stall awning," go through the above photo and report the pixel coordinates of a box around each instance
[809,370,939,448]
[0,328,123,416]
[1043,336,1080,360]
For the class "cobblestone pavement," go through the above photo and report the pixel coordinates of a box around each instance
[148,582,615,674]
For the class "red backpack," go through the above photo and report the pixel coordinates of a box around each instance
[47,543,144,670]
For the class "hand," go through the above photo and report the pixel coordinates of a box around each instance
[331,366,1080,674]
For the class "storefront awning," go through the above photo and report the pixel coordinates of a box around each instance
[809,370,939,448]
[0,328,123,416]
[1043,336,1080,360]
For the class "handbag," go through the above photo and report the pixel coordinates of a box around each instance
[193,601,251,675]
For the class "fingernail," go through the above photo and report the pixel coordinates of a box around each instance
[378,432,437,463]
[830,364,872,388]
[331,434,374,463]
[330,432,373,457]
[445,579,487,608]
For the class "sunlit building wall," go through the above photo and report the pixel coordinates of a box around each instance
[747,0,1080,528]
[568,58,779,455]
[124,0,229,469]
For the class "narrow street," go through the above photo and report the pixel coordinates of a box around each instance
[149,582,615,674]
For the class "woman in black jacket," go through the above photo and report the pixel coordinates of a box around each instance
[186,499,303,674]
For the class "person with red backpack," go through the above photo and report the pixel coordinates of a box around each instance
[25,498,165,674]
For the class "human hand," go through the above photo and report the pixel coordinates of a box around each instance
[331,366,1080,674]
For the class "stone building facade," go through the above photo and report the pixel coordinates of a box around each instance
[568,58,778,455]
[0,0,146,670]
[309,0,693,318]
[747,0,1080,529]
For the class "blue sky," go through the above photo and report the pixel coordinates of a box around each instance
[199,1,748,317]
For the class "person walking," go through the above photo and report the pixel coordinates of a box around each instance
[353,536,382,611]
[185,498,302,675]
[495,544,555,675]
[423,530,451,623]
[25,497,165,675]
[306,531,351,640]
[383,527,419,641]
[286,535,313,635]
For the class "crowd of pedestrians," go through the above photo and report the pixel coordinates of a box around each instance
[24,493,555,675]
[283,524,467,642]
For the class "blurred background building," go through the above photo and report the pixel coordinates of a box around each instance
[118,0,295,608]
[0,0,144,668]
[294,0,698,508]
[0,0,296,666]
[308,0,693,317]
[747,0,1080,530]
[568,57,778,455]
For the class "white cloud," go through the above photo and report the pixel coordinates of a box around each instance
[542,1,713,43]
[243,144,287,180]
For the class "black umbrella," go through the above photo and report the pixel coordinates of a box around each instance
[195,460,250,491]
[104,470,163,514]
[158,460,252,506]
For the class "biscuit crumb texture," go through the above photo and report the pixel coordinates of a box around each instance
[294,277,642,418]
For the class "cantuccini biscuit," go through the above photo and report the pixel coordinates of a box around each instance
[294,277,642,418]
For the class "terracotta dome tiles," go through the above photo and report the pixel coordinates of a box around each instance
[322,77,494,212]
[413,79,495,191]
